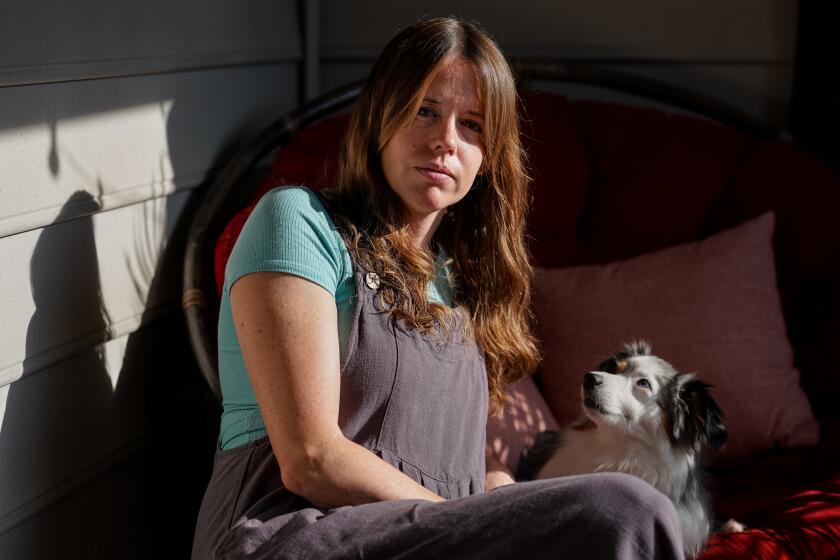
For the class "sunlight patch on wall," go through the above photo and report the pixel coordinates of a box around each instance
[0,100,175,238]
[0,386,8,436]
[102,334,129,391]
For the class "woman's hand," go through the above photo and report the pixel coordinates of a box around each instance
[485,454,516,492]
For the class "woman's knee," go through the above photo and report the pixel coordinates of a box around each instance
[493,475,683,558]
[583,473,683,558]
[519,473,680,530]
[593,473,674,511]
[584,473,678,524]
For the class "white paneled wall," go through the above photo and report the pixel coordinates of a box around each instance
[0,330,142,529]
[321,0,796,59]
[0,1,300,87]
[0,64,298,238]
[0,193,190,389]
[320,0,798,128]
[0,1,301,556]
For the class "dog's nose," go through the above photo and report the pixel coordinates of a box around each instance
[583,372,602,389]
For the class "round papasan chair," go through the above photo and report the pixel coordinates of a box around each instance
[183,63,840,560]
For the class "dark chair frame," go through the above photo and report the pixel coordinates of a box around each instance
[182,63,782,403]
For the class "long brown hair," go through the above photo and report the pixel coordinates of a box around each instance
[326,16,540,416]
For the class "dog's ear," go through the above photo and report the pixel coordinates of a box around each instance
[661,374,728,451]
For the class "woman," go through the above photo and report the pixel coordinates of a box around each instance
[192,16,684,559]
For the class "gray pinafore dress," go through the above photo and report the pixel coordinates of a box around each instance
[192,254,489,558]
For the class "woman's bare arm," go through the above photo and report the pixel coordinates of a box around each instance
[231,271,445,508]
[485,449,516,492]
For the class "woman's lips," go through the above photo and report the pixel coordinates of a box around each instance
[415,166,454,183]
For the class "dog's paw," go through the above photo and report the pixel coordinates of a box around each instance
[718,518,746,533]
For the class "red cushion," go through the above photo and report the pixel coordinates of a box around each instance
[259,113,349,194]
[700,434,840,560]
[518,92,590,266]
[574,101,751,262]
[701,475,840,560]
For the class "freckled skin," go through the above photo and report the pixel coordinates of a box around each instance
[380,56,485,245]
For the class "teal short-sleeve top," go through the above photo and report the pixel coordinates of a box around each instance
[218,186,454,449]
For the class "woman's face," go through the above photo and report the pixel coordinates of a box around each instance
[380,56,485,241]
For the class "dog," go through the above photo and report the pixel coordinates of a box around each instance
[517,341,741,558]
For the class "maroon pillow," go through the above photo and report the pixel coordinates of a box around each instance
[533,212,819,465]
[486,378,560,473]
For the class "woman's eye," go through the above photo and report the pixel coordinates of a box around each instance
[636,378,651,390]
[417,106,436,118]
[462,119,483,133]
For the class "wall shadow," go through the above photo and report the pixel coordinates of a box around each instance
[0,106,224,558]
[0,191,141,556]
[119,169,221,558]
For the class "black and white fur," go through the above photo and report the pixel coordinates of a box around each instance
[518,342,738,558]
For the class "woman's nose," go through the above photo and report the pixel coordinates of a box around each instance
[430,115,457,153]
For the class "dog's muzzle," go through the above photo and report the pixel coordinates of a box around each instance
[582,372,606,411]
[583,371,603,392]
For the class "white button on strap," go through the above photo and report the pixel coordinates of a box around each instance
[365,271,381,290]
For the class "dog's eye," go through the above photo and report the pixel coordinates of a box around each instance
[636,378,651,390]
